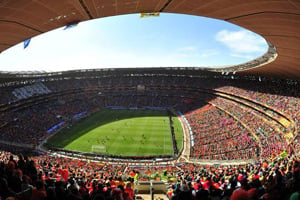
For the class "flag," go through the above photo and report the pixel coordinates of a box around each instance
[280,150,287,159]
[140,12,160,18]
[24,38,31,49]
[64,22,79,30]
[134,173,139,180]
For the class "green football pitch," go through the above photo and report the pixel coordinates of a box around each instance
[46,109,183,156]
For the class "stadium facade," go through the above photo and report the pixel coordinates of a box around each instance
[1,2,300,199]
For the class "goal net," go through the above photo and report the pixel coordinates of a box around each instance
[91,145,106,154]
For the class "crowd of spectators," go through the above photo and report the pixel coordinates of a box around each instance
[185,105,258,160]
[0,76,199,149]
[209,97,289,159]
[0,73,300,200]
[0,74,299,160]
[216,82,300,136]
[0,150,300,200]
[0,89,184,148]
[0,92,103,145]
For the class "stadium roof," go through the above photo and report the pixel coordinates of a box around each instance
[0,0,299,79]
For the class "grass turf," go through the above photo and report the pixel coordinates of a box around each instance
[46,109,183,156]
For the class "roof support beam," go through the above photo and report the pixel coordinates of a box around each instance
[78,0,94,19]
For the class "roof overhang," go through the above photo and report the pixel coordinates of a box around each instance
[0,0,299,79]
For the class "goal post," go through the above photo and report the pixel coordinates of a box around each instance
[91,145,106,154]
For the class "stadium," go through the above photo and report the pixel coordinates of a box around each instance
[0,1,300,200]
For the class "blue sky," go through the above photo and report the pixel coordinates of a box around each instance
[0,13,268,72]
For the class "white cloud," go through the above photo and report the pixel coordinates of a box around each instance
[216,30,267,54]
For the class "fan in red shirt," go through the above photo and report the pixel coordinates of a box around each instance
[124,182,134,200]
[202,176,214,190]
[31,180,46,200]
